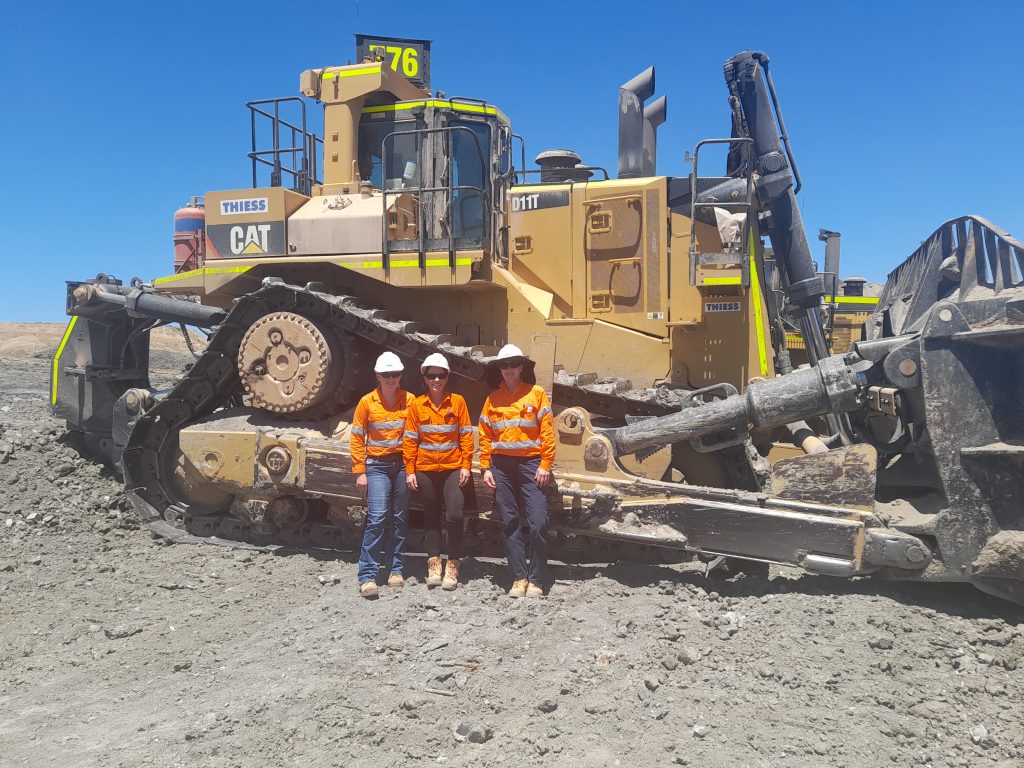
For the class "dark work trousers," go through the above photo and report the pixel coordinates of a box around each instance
[415,469,466,560]
[490,455,548,585]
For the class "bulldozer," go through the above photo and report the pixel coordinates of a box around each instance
[53,36,1024,604]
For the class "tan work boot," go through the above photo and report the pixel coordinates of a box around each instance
[526,582,544,598]
[508,579,528,598]
[359,581,379,599]
[426,556,443,588]
[387,572,405,588]
[441,559,460,591]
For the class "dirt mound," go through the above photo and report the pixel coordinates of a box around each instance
[1,322,1022,767]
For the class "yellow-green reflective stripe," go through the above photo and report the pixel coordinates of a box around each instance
[749,230,769,377]
[362,100,501,118]
[153,266,251,286]
[51,316,78,405]
[322,65,380,80]
[827,295,879,304]
[337,258,474,270]
[703,276,741,286]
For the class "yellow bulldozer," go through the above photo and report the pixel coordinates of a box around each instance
[55,35,1024,604]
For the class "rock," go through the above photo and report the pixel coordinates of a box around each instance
[537,699,558,713]
[453,721,492,744]
[661,656,679,671]
[644,676,660,692]
[0,560,15,572]
[104,624,143,640]
[173,662,192,672]
[317,574,342,585]
[869,636,894,650]
[969,724,988,745]
[693,724,711,738]
[677,647,700,666]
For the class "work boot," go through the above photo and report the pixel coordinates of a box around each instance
[387,572,405,588]
[359,581,379,599]
[426,556,443,588]
[526,582,544,598]
[441,559,460,591]
[508,579,528,598]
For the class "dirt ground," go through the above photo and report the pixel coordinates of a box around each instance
[1,323,1021,768]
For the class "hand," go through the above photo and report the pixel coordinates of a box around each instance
[459,468,471,487]
[356,473,368,496]
[535,467,551,488]
[483,469,496,490]
[406,473,418,491]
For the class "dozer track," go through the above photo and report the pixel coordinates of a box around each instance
[122,279,686,558]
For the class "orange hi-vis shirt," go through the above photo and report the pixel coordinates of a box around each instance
[478,383,555,471]
[350,387,413,474]
[403,392,474,474]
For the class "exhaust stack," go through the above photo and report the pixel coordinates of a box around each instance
[642,96,667,176]
[819,229,842,284]
[618,67,655,178]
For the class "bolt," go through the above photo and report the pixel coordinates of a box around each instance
[938,308,953,322]
[265,446,291,474]
[905,544,927,564]
[298,350,311,364]
[269,329,283,345]
[898,359,918,377]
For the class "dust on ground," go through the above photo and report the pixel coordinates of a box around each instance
[1,322,1021,768]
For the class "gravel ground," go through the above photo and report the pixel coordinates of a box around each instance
[1,323,1021,768]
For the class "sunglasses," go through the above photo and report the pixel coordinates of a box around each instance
[423,371,448,380]
[379,372,402,379]
[498,360,523,369]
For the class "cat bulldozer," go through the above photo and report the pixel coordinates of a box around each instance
[54,37,1024,604]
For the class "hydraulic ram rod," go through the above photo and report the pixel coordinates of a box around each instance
[601,356,865,457]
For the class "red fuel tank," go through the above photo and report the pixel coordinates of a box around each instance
[173,197,206,273]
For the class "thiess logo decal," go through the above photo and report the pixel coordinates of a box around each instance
[704,301,741,312]
[220,197,269,215]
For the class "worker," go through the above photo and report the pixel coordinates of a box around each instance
[350,351,413,599]
[478,344,555,598]
[403,353,475,590]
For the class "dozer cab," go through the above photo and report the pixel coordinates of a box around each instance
[54,36,1024,605]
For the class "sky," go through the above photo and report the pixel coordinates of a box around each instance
[1,0,1021,322]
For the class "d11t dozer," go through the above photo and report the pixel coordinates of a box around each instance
[54,40,1024,605]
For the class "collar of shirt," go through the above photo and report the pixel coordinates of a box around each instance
[372,387,407,409]
[422,392,454,415]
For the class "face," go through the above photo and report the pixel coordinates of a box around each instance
[499,359,523,386]
[422,367,448,394]
[376,371,402,390]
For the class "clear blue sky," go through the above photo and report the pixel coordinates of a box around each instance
[2,1,1021,322]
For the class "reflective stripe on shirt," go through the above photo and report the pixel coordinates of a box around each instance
[367,437,403,448]
[490,418,537,429]
[370,420,405,430]
[493,439,541,450]
[459,426,474,434]
[419,441,459,451]
[420,424,458,433]
[351,425,366,436]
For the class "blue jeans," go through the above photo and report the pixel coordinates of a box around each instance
[357,455,409,583]
[491,455,548,584]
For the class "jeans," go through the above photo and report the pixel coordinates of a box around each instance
[357,455,409,583]
[491,455,548,584]
[415,469,466,559]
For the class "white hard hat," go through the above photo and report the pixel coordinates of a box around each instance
[374,351,404,373]
[496,344,525,361]
[420,352,450,373]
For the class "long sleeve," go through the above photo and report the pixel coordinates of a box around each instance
[477,396,494,469]
[350,398,369,474]
[457,396,474,470]
[537,387,556,471]
[402,404,420,476]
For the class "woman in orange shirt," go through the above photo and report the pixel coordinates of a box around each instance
[403,353,475,590]
[350,351,413,599]
[479,344,556,598]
